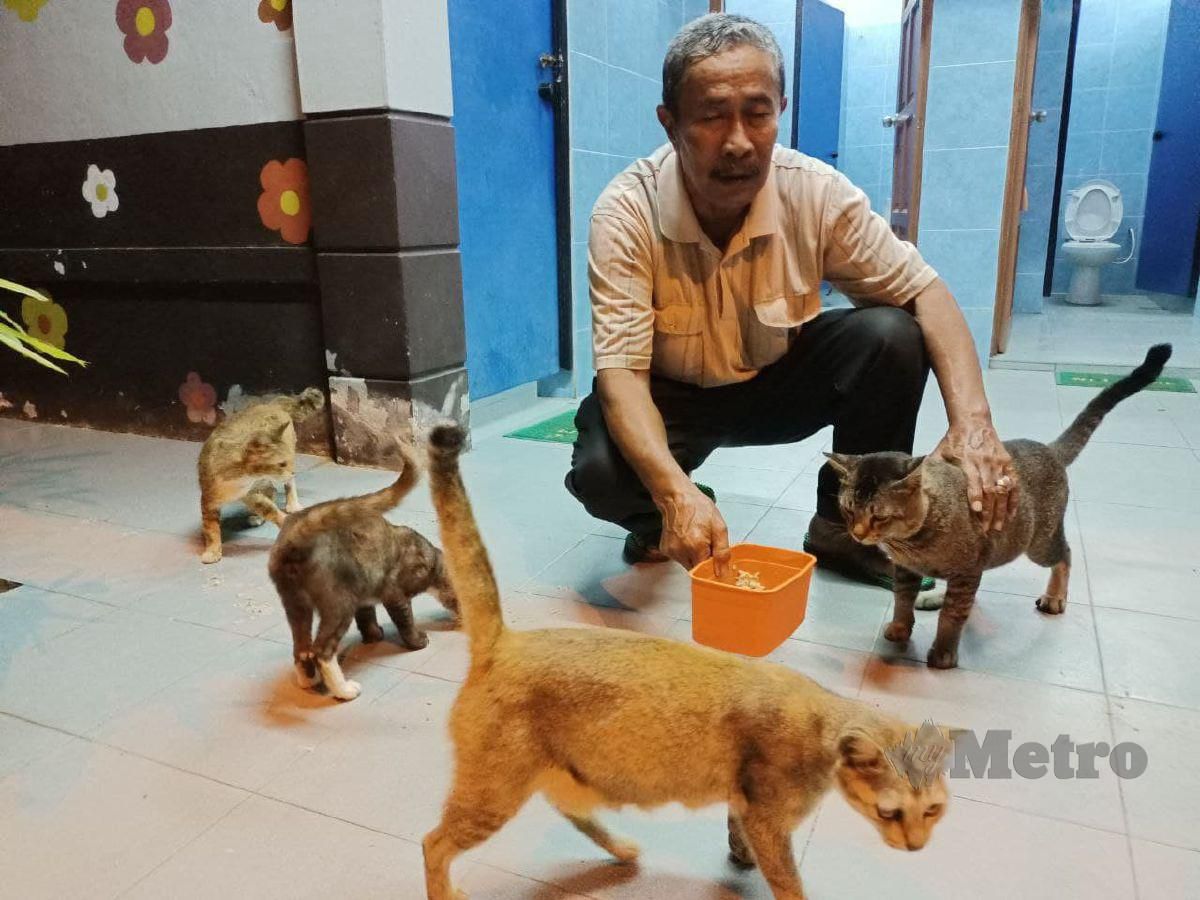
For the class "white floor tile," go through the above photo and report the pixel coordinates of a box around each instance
[1111,697,1200,851]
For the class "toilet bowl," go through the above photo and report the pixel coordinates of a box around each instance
[1061,179,1123,306]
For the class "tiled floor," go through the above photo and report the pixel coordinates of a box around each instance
[1002,293,1200,371]
[1,366,1199,899]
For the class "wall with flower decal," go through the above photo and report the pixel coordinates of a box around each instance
[0,0,467,463]
[0,0,301,146]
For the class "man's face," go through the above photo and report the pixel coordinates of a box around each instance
[658,45,786,223]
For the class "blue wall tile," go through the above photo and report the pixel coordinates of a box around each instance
[925,61,1018,150]
[570,52,609,153]
[1103,85,1159,132]
[1033,51,1069,107]
[1069,87,1107,134]
[1109,40,1164,88]
[930,0,1020,67]
[572,241,591,333]
[844,106,889,148]
[1073,42,1111,91]
[840,144,883,189]
[607,0,659,79]
[846,64,889,108]
[570,0,607,61]
[920,147,1009,231]
[1076,0,1117,45]
[684,0,711,22]
[920,229,1002,309]
[1063,132,1102,175]
[1014,271,1047,313]
[1100,129,1152,174]
[570,150,617,239]
[607,67,649,156]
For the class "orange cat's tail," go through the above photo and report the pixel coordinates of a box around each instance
[427,424,504,663]
[281,441,419,541]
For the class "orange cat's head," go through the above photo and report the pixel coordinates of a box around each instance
[242,421,296,478]
[833,724,955,852]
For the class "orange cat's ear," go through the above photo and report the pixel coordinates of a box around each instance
[274,421,290,440]
[838,730,885,772]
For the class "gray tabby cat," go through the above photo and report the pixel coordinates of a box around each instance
[268,444,458,700]
[825,344,1171,669]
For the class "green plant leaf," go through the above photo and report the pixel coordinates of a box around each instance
[0,278,51,303]
[0,326,69,374]
[0,309,88,367]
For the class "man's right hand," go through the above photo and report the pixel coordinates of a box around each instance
[655,484,731,576]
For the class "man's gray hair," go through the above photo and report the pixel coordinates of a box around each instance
[662,13,786,113]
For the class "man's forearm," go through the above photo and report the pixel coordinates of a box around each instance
[911,278,993,426]
[596,368,691,502]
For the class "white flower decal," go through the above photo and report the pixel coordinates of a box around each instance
[82,164,119,218]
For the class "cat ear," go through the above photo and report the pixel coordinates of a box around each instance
[823,452,856,479]
[898,456,926,488]
[273,421,290,440]
[838,730,886,772]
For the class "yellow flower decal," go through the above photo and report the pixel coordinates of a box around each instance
[4,0,48,23]
[21,292,68,350]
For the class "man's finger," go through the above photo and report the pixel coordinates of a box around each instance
[964,461,985,514]
[711,518,732,579]
[991,488,1010,531]
[1007,477,1021,521]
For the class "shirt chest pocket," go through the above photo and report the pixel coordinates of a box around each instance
[652,304,704,382]
[752,289,822,329]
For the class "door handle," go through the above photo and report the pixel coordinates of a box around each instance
[882,114,911,127]
[1030,109,1048,123]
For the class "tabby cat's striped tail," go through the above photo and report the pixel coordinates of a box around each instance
[1050,344,1172,466]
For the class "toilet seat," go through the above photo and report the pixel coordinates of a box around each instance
[1065,179,1122,242]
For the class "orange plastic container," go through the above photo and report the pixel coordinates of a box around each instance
[689,543,816,657]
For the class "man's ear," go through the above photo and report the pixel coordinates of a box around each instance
[657,104,677,146]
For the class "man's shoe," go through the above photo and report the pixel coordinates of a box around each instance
[802,514,935,592]
[623,532,669,565]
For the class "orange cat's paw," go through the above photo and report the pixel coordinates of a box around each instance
[200,547,222,564]
[884,621,913,644]
[611,839,641,863]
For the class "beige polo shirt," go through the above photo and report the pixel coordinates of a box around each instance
[589,144,939,387]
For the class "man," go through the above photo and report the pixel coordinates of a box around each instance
[565,14,1018,588]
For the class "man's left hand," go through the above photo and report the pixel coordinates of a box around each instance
[931,417,1019,532]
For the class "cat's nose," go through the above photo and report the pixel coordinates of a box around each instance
[851,523,868,539]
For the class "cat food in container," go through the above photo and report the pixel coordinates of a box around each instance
[689,543,815,656]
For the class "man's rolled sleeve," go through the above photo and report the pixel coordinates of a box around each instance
[590,212,655,372]
[821,175,939,307]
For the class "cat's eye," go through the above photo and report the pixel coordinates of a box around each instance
[877,807,901,821]
[924,805,943,818]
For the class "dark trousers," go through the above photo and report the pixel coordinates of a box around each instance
[565,306,931,539]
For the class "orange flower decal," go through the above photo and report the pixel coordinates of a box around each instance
[178,371,217,425]
[257,158,311,245]
[257,0,292,31]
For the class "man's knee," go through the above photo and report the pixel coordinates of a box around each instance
[566,444,631,518]
[853,306,926,364]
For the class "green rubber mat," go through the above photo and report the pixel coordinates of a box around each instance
[505,409,579,444]
[1056,371,1196,393]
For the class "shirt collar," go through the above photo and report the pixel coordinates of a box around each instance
[658,146,781,248]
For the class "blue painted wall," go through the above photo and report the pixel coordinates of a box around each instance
[555,0,704,398]
[1052,0,1172,296]
[1013,0,1074,314]
[837,20,901,216]
[918,0,1022,360]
